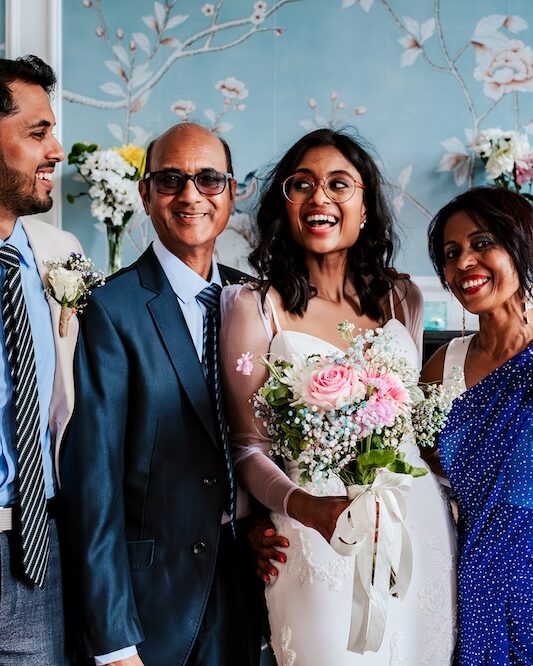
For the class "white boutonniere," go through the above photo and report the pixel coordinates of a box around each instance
[45,252,105,337]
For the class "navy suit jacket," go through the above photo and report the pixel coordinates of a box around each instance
[60,245,248,664]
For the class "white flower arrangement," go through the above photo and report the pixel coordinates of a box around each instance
[67,143,145,227]
[67,143,146,273]
[470,128,533,199]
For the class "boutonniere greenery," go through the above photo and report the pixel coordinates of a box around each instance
[44,252,105,337]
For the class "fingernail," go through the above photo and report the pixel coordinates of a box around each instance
[264,528,276,536]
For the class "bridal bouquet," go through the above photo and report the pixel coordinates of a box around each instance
[250,322,427,487]
[471,128,533,200]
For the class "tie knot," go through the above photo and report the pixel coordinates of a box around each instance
[196,283,222,313]
[0,244,20,270]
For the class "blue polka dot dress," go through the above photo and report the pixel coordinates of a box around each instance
[440,340,533,665]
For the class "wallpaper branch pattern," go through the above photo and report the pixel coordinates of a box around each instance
[62,0,533,284]
[342,0,533,217]
[64,0,298,144]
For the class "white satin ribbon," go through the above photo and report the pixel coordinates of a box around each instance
[330,469,414,654]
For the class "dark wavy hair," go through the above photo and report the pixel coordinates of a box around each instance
[0,55,56,117]
[249,128,398,319]
[428,186,533,298]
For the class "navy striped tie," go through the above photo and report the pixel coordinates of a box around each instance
[196,284,236,536]
[0,244,49,587]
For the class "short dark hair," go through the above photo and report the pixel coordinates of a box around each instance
[144,126,233,175]
[0,55,56,117]
[428,186,533,297]
[249,127,398,319]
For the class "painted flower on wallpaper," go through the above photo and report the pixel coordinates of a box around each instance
[474,38,533,100]
[250,2,268,26]
[437,133,475,187]
[215,77,249,101]
[471,14,528,50]
[201,3,215,16]
[301,91,366,131]
[170,99,196,119]
[398,17,435,67]
[341,0,374,11]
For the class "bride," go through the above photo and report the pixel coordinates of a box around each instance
[220,128,456,665]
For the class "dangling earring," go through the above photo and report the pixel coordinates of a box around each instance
[360,218,366,230]
[524,293,533,324]
[461,307,466,342]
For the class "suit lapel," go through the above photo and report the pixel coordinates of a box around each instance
[138,248,218,446]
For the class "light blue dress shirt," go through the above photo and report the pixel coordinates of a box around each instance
[152,236,222,359]
[0,220,56,507]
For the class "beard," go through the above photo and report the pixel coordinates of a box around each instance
[0,152,53,217]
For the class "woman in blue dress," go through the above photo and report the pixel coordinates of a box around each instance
[422,186,533,665]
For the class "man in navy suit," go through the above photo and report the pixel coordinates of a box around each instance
[60,123,262,666]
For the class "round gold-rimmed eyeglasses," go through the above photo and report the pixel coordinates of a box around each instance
[281,172,365,204]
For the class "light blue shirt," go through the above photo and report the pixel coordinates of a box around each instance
[0,220,56,506]
[95,237,222,665]
[152,236,222,359]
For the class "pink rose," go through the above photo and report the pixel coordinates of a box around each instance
[303,363,365,410]
[516,156,533,186]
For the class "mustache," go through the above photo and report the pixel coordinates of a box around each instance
[36,161,57,171]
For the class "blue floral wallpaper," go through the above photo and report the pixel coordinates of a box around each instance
[61,0,533,277]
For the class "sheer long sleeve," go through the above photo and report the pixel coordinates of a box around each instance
[220,284,298,515]
[394,279,424,364]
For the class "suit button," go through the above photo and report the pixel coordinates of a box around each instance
[192,541,207,555]
[203,476,217,487]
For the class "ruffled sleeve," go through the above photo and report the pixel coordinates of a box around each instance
[220,284,298,514]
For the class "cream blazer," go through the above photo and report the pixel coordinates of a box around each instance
[21,217,83,481]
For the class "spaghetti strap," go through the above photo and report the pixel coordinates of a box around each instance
[388,285,396,319]
[266,293,283,335]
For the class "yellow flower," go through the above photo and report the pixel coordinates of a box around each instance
[114,144,146,177]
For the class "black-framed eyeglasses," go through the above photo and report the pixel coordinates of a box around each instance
[144,169,233,196]
[281,172,365,204]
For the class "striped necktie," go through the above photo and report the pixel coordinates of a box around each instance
[0,244,49,587]
[196,283,236,535]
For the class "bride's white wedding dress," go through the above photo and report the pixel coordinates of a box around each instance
[220,284,456,666]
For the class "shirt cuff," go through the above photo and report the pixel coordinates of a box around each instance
[94,645,138,664]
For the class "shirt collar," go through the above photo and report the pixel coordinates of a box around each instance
[152,236,221,303]
[0,219,33,268]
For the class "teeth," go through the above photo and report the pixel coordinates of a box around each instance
[306,214,337,224]
[35,172,52,181]
[177,213,205,218]
[462,277,489,290]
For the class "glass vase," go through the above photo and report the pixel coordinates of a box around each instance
[106,224,126,275]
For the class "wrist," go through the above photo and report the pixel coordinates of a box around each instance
[286,488,310,524]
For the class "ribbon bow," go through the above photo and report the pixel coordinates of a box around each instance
[330,468,414,654]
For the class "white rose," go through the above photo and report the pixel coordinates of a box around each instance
[48,266,84,303]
